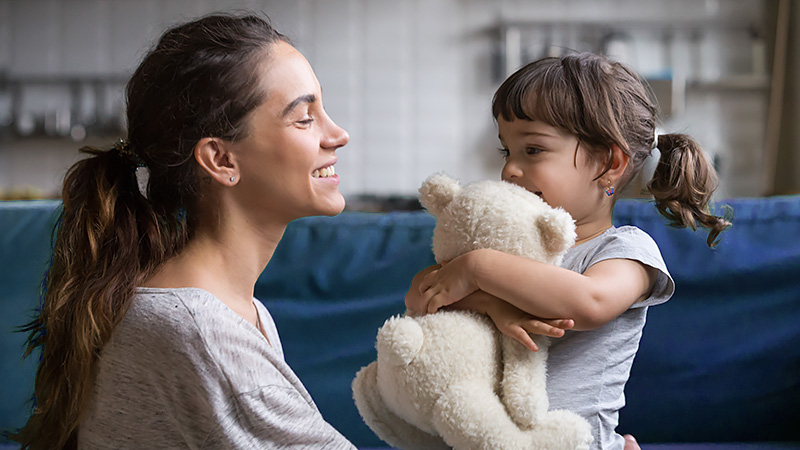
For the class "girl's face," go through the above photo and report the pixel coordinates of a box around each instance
[231,41,349,223]
[497,118,608,225]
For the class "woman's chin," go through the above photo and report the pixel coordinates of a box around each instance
[315,194,346,217]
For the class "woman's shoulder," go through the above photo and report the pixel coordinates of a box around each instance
[109,288,219,363]
[128,287,274,352]
[125,287,219,338]
[116,288,287,387]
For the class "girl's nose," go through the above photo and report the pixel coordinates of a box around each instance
[501,161,522,181]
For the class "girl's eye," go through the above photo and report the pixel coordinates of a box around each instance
[526,147,542,155]
[497,147,510,158]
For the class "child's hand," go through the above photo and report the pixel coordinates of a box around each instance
[446,290,573,351]
[405,264,441,316]
[418,253,481,314]
[483,296,573,351]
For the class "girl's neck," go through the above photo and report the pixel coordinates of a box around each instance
[573,214,613,247]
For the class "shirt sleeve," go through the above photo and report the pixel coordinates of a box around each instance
[586,226,675,309]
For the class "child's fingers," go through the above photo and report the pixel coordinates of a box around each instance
[540,318,575,331]
[522,319,565,338]
[418,270,438,294]
[404,296,424,316]
[507,326,539,352]
[426,292,447,314]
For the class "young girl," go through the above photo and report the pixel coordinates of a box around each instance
[406,52,731,450]
[14,14,355,450]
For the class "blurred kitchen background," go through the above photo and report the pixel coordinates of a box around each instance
[0,0,797,207]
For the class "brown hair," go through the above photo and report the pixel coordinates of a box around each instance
[13,14,287,449]
[492,52,731,247]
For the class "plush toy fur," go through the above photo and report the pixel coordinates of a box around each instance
[353,173,593,450]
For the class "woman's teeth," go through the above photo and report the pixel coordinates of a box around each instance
[312,166,335,178]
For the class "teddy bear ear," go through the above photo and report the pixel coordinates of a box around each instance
[536,207,577,261]
[418,172,461,216]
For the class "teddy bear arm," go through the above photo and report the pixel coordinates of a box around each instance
[352,363,450,450]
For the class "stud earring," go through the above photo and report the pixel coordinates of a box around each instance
[230,176,235,183]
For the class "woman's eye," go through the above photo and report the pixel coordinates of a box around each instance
[497,147,510,158]
[526,147,542,155]
[297,116,314,125]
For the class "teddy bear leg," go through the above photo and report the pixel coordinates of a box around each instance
[501,333,551,429]
[527,410,594,450]
[352,362,450,450]
[432,379,542,450]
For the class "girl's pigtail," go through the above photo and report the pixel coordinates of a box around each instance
[647,133,732,247]
[13,146,187,450]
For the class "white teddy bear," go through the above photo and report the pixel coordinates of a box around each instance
[352,173,593,450]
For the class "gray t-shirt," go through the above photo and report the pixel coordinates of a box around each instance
[548,226,674,450]
[79,287,356,450]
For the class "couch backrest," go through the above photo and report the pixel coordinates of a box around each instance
[0,201,59,441]
[613,197,800,442]
[2,197,799,446]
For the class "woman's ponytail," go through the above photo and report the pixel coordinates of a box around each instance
[14,145,188,449]
[647,133,732,247]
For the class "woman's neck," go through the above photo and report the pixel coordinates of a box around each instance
[144,211,286,310]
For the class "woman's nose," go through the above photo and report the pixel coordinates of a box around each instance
[322,116,349,150]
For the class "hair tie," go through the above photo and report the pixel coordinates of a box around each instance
[112,139,139,163]
[111,138,150,199]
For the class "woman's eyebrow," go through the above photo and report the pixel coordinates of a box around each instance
[281,94,316,117]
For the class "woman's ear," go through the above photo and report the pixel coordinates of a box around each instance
[194,138,238,186]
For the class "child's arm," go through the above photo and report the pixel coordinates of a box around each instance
[410,248,658,330]
[405,265,573,350]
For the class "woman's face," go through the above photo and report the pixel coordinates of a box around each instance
[231,41,349,223]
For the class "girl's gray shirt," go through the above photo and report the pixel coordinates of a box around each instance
[549,226,675,450]
[79,287,356,450]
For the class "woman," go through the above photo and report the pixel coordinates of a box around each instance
[14,14,355,449]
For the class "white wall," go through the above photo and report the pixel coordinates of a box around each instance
[0,0,769,200]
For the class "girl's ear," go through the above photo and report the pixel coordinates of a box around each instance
[194,138,238,186]
[601,144,630,187]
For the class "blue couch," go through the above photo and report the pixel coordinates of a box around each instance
[2,197,799,449]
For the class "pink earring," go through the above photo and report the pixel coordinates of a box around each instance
[605,186,615,196]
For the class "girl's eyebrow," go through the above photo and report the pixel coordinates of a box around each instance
[498,129,559,140]
[281,94,316,117]
[520,130,558,138]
